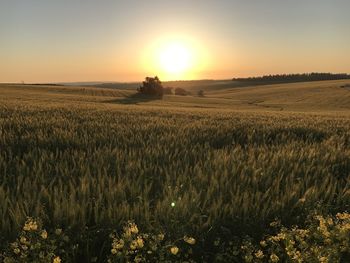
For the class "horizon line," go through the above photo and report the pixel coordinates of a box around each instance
[1,72,349,85]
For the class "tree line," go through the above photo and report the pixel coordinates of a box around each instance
[232,73,350,82]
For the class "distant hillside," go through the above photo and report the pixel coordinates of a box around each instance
[1,79,349,112]
[54,73,350,93]
[209,79,350,111]
[60,82,141,90]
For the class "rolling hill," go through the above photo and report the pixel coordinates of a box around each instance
[1,79,350,113]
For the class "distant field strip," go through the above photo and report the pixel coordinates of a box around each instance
[2,79,350,112]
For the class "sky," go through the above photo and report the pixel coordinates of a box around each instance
[0,0,349,82]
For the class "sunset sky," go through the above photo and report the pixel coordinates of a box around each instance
[1,0,349,82]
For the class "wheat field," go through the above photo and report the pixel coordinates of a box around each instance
[0,81,349,262]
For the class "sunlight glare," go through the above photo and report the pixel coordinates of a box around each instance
[158,43,192,75]
[142,36,209,81]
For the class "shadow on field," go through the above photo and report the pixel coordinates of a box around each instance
[105,92,162,105]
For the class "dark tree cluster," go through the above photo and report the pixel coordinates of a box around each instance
[232,73,350,82]
[138,76,164,97]
[197,90,204,97]
[175,87,191,96]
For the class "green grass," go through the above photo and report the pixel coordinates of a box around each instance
[0,81,349,261]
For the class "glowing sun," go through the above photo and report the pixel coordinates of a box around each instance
[158,43,192,74]
[143,36,207,80]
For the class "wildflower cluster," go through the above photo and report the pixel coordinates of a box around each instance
[108,221,197,262]
[0,217,71,263]
[1,213,348,262]
[256,212,350,262]
[214,212,350,262]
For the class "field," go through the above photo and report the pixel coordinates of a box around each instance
[0,80,350,262]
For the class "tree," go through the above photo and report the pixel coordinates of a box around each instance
[138,76,163,97]
[175,88,189,96]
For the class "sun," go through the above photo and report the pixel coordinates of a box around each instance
[158,43,192,75]
[142,36,208,80]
